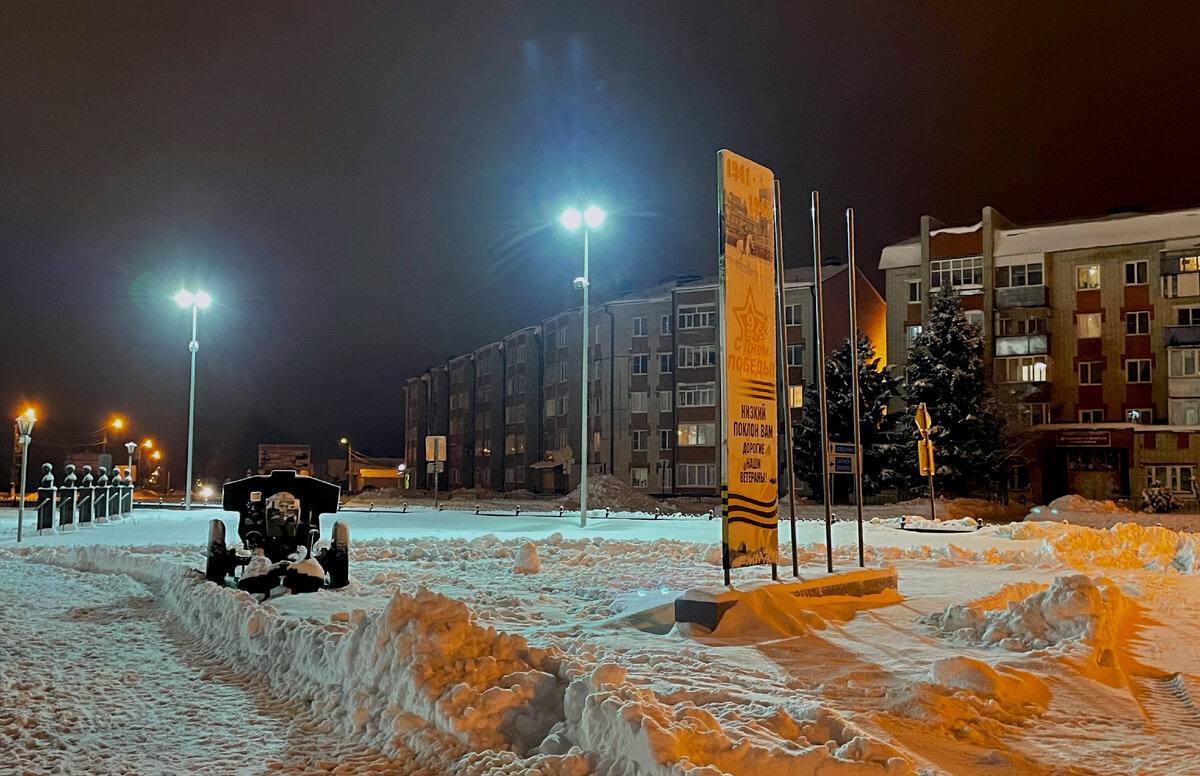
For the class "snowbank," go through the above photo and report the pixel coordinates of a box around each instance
[921,574,1131,657]
[1045,495,1131,514]
[563,475,660,514]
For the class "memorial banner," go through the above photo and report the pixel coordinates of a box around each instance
[717,149,779,570]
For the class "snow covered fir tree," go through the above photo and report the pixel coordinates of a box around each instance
[891,285,1010,498]
[794,333,898,499]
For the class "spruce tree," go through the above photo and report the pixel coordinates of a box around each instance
[794,333,897,499]
[894,284,1005,496]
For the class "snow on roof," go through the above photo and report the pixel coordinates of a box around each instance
[995,208,1200,256]
[879,236,920,270]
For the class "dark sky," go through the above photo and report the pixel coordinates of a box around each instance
[4,1,1200,481]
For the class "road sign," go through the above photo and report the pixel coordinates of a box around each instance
[425,435,447,462]
[828,456,855,474]
[426,461,444,473]
[918,439,934,476]
[914,402,932,433]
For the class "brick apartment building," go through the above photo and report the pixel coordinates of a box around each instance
[403,264,885,497]
[880,206,1200,508]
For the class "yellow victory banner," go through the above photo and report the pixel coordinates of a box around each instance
[717,149,779,570]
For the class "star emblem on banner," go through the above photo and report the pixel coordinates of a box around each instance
[733,289,769,344]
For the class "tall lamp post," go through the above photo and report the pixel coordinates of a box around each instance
[15,409,36,543]
[559,205,605,529]
[174,289,212,510]
[339,437,352,494]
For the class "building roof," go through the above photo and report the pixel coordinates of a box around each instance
[995,208,1200,256]
[878,206,1200,270]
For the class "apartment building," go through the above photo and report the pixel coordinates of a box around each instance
[402,264,885,497]
[472,342,504,490]
[880,206,1200,507]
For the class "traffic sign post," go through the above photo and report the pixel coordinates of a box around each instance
[425,435,445,509]
[826,442,857,475]
[914,402,937,521]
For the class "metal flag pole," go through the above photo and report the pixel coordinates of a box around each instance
[847,208,866,568]
[773,180,799,577]
[811,192,833,574]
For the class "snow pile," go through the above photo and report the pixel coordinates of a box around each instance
[890,497,1021,521]
[890,656,1051,743]
[560,663,916,775]
[513,542,541,574]
[1046,494,1131,514]
[562,475,660,514]
[921,574,1130,656]
[1043,521,1200,573]
[869,515,980,531]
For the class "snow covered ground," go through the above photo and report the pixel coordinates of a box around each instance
[2,505,1199,775]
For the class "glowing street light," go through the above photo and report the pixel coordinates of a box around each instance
[175,288,211,510]
[15,409,36,543]
[559,205,605,528]
[339,437,353,493]
[102,416,125,453]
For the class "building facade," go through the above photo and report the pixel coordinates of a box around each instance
[402,264,886,497]
[880,206,1200,508]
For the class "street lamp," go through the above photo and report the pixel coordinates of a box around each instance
[339,437,352,493]
[102,416,124,454]
[559,205,605,528]
[174,288,212,510]
[15,409,36,543]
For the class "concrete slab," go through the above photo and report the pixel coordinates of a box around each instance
[674,566,899,631]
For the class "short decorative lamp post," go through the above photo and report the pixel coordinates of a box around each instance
[15,409,36,543]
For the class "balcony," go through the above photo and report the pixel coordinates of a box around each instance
[995,285,1049,309]
[995,333,1049,357]
[1164,325,1200,348]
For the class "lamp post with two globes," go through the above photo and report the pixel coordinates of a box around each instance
[559,205,605,528]
[174,289,211,511]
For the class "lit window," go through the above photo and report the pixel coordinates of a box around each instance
[997,356,1048,383]
[631,467,649,488]
[788,385,804,408]
[1076,312,1102,339]
[907,325,923,347]
[677,423,717,445]
[1076,265,1101,290]
[930,256,983,290]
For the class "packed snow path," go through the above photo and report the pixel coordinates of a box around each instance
[0,559,411,775]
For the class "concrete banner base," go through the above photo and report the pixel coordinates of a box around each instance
[674,566,900,631]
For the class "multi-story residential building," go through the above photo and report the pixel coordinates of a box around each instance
[472,342,504,490]
[402,263,885,497]
[447,354,475,489]
[502,326,542,491]
[880,205,1200,507]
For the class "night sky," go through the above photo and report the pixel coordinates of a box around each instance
[4,2,1200,482]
